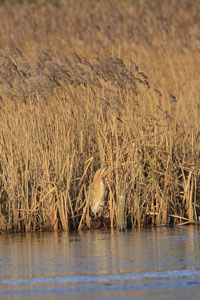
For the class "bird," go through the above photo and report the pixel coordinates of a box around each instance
[88,168,107,218]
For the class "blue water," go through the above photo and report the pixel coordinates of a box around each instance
[0,227,200,299]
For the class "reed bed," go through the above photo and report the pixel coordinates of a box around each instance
[0,0,200,232]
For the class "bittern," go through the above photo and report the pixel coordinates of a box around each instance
[88,168,107,218]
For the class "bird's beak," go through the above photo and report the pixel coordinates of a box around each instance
[100,167,108,176]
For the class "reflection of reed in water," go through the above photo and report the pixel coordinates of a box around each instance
[88,168,107,218]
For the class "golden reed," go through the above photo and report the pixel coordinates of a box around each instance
[0,0,200,232]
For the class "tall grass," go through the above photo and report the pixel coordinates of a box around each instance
[0,0,200,231]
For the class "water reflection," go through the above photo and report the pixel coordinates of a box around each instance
[0,226,200,300]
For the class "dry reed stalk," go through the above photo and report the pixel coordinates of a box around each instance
[0,0,200,232]
[57,191,68,231]
[78,185,90,231]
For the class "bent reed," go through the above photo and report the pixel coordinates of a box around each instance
[0,0,200,232]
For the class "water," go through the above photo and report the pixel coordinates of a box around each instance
[0,226,200,300]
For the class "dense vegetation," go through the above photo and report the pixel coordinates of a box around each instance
[0,0,200,232]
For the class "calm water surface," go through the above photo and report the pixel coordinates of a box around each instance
[0,226,200,299]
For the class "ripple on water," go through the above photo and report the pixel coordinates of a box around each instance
[1,268,200,285]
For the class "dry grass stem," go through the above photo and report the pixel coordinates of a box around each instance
[0,0,200,232]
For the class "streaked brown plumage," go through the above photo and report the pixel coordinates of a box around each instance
[88,168,106,218]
